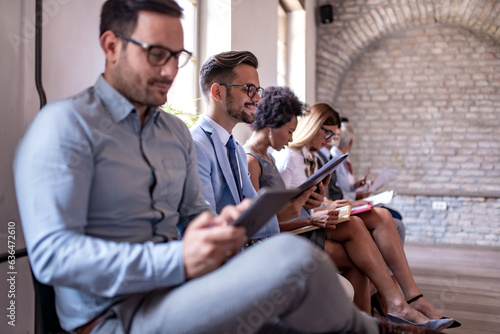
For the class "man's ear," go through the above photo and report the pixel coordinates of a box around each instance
[100,31,122,65]
[210,83,223,102]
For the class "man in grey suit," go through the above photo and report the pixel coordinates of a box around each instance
[191,51,325,240]
[14,0,441,332]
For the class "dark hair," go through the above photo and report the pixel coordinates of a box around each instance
[100,0,183,37]
[199,51,259,98]
[326,110,341,126]
[252,86,304,130]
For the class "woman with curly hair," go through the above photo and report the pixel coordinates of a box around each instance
[244,86,309,221]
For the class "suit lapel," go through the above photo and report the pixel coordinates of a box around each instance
[199,118,242,204]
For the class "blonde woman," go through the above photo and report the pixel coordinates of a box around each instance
[274,103,455,330]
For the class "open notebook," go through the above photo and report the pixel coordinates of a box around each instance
[289,205,352,235]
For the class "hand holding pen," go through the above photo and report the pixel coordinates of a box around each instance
[355,167,370,189]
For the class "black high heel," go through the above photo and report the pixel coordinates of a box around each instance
[385,314,454,331]
[441,317,462,329]
[371,294,385,316]
[407,294,462,329]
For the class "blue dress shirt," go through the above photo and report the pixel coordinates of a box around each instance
[13,75,211,331]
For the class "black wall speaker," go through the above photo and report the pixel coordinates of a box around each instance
[319,4,333,24]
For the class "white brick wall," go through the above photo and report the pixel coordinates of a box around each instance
[392,195,500,246]
[316,0,500,246]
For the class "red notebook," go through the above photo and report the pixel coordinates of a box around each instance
[350,203,373,215]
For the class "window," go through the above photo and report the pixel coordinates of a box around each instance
[277,0,306,102]
[167,0,198,115]
[277,3,288,86]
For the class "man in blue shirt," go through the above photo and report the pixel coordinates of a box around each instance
[13,1,442,333]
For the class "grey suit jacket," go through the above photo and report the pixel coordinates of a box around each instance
[191,117,280,239]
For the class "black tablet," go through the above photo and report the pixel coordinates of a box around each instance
[297,154,348,193]
[232,188,301,238]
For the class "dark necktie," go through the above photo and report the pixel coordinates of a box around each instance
[346,158,353,175]
[226,135,243,202]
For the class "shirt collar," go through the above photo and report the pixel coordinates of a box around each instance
[330,145,342,157]
[94,75,160,124]
[202,114,232,145]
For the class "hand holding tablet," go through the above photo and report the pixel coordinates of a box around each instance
[232,188,301,238]
[233,155,348,239]
[296,154,348,195]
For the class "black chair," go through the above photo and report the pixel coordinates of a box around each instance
[0,249,68,334]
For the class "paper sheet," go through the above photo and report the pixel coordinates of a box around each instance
[364,190,394,206]
[369,168,398,191]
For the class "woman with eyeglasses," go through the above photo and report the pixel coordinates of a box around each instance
[263,98,455,330]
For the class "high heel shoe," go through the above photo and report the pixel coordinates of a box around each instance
[407,294,462,329]
[378,318,442,334]
[385,314,454,331]
[371,294,385,316]
[440,317,461,329]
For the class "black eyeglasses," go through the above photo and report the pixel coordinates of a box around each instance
[115,33,192,68]
[321,127,335,140]
[219,84,264,98]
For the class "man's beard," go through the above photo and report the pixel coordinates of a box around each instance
[225,89,255,124]
[116,54,173,109]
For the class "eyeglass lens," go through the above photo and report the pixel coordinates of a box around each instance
[148,47,191,68]
[322,127,334,139]
[246,85,264,98]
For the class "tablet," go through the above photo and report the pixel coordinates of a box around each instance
[297,154,348,193]
[232,188,301,238]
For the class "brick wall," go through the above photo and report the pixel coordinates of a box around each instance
[392,195,500,246]
[316,0,500,246]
